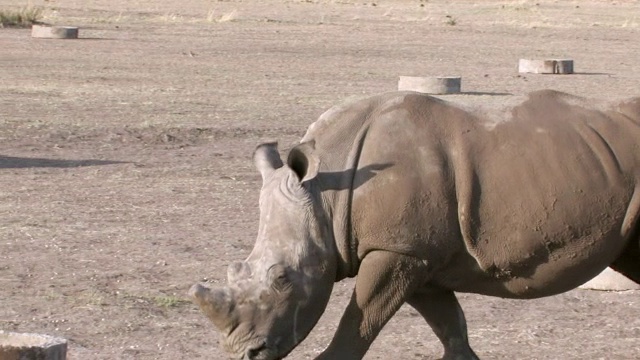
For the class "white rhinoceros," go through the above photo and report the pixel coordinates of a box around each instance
[190,90,640,360]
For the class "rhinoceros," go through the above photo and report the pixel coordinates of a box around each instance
[190,90,640,360]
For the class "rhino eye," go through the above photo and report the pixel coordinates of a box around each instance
[267,264,290,292]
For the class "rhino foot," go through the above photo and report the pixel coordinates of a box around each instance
[441,352,480,360]
[408,289,479,360]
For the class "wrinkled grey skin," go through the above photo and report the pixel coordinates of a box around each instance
[191,90,640,360]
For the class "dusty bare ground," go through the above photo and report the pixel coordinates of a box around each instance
[1,0,640,359]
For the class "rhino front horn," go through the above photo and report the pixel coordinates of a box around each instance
[189,283,236,332]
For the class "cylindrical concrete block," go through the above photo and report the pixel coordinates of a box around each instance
[398,76,461,94]
[518,59,574,74]
[0,331,67,360]
[31,25,79,39]
[579,267,640,291]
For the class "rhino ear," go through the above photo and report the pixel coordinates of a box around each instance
[287,140,319,183]
[254,142,284,181]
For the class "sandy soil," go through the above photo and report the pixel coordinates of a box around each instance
[1,0,640,359]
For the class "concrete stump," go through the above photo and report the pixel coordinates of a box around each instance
[0,331,67,360]
[518,59,574,74]
[31,25,79,39]
[398,76,461,94]
[579,267,640,291]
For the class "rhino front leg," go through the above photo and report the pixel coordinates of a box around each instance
[407,289,479,360]
[315,250,428,360]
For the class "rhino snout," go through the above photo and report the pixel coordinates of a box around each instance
[241,341,286,360]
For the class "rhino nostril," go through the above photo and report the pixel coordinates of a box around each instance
[228,261,248,282]
[231,261,243,272]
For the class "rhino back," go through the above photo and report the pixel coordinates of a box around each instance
[350,90,640,298]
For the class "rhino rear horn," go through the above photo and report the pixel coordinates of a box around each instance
[254,142,284,181]
[288,140,319,183]
[189,283,236,333]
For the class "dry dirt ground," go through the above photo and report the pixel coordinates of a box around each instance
[2,0,640,359]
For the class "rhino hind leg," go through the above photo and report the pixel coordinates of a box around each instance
[610,238,640,284]
[407,289,479,360]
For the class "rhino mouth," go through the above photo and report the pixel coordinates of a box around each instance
[243,342,278,360]
[226,335,284,360]
[231,338,302,360]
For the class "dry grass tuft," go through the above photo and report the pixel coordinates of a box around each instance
[153,295,191,308]
[157,12,184,23]
[206,9,238,23]
[0,6,43,28]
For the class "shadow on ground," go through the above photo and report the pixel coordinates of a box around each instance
[461,91,512,96]
[0,155,127,169]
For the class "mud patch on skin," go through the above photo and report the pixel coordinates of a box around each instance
[454,95,527,131]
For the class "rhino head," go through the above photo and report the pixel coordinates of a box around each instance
[190,141,337,360]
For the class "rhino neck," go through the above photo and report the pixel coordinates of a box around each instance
[323,124,371,281]
[302,95,386,281]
